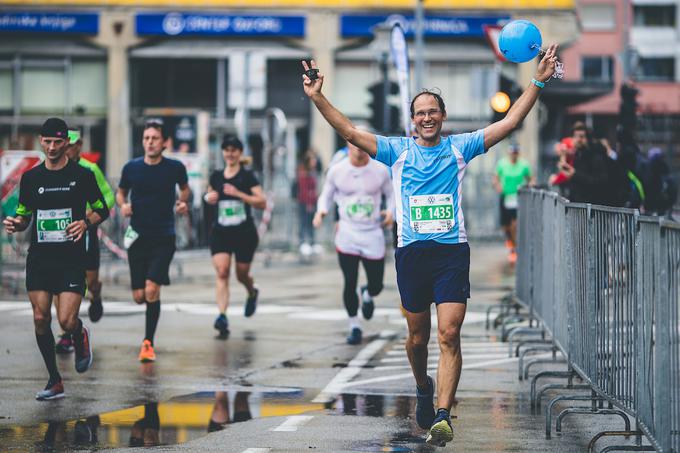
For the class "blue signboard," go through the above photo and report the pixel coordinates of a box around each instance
[341,14,508,38]
[0,12,98,34]
[136,13,305,37]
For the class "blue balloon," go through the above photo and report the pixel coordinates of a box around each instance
[498,20,542,63]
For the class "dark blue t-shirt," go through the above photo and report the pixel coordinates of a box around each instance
[119,156,188,237]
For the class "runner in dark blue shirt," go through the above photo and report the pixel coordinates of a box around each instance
[116,119,190,363]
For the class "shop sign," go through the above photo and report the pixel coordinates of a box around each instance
[341,14,508,38]
[0,12,98,34]
[136,12,305,37]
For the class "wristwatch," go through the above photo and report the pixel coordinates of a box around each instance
[84,217,92,228]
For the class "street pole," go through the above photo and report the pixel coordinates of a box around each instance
[381,52,390,133]
[242,51,251,156]
[414,0,425,92]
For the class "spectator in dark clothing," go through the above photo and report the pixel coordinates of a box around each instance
[559,122,614,205]
[644,147,677,217]
[295,150,320,254]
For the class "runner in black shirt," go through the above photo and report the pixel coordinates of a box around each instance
[116,119,190,362]
[3,117,109,401]
[204,135,265,338]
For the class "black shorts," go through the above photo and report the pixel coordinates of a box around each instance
[84,226,100,271]
[127,235,176,290]
[395,241,470,313]
[499,195,518,227]
[210,222,259,263]
[25,254,86,296]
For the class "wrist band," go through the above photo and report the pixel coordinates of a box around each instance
[531,78,545,89]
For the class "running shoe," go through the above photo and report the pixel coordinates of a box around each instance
[360,285,375,320]
[415,375,435,429]
[504,239,513,250]
[346,327,362,345]
[74,325,93,373]
[88,297,103,323]
[36,378,64,401]
[245,288,259,318]
[138,339,156,362]
[508,250,517,264]
[426,409,454,447]
[55,332,74,354]
[214,314,230,338]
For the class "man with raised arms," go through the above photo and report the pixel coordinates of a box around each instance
[301,45,558,446]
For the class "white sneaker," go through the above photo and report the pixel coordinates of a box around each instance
[312,243,323,255]
[300,243,312,256]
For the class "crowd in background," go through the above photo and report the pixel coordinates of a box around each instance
[548,121,677,217]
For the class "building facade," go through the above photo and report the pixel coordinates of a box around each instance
[560,0,680,162]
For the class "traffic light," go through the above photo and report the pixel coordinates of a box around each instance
[491,75,522,123]
[619,82,638,132]
[367,81,400,134]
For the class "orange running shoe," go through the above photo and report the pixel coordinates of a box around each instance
[138,339,156,362]
[505,239,513,250]
[508,251,517,264]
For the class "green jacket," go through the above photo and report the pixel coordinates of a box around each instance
[79,157,115,211]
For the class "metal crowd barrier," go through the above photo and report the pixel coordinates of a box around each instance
[514,188,680,452]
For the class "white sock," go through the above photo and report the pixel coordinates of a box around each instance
[349,316,360,330]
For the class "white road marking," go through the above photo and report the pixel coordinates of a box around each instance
[379,353,507,363]
[312,330,395,403]
[271,415,314,432]
[340,353,553,389]
[241,448,272,453]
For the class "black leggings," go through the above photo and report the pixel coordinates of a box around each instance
[337,252,385,317]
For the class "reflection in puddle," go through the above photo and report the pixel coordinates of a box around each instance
[331,393,414,419]
[0,389,322,451]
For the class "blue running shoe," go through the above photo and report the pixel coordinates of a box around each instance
[426,409,453,447]
[214,314,229,338]
[415,375,435,429]
[346,327,362,345]
[36,378,64,401]
[245,288,259,318]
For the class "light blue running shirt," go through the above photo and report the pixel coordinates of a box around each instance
[374,130,486,247]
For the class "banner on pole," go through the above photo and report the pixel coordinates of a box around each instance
[390,21,412,137]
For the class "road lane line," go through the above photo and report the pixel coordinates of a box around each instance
[340,353,554,389]
[380,353,507,363]
[272,415,314,432]
[241,449,271,453]
[312,330,396,403]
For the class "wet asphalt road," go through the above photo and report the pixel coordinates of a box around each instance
[0,244,644,452]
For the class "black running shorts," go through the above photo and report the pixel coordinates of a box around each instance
[209,222,259,263]
[84,226,100,271]
[127,235,176,289]
[25,254,86,296]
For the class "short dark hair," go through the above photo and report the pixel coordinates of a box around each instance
[143,118,168,139]
[571,121,588,135]
[410,90,447,118]
[221,134,243,151]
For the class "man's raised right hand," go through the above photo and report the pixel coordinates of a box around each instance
[301,60,324,98]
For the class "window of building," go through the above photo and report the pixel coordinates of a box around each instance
[637,57,675,81]
[21,65,66,114]
[0,68,12,112]
[581,4,617,31]
[71,61,107,115]
[334,62,374,118]
[634,5,676,27]
[0,57,106,115]
[131,59,217,109]
[582,56,614,82]
[266,59,310,118]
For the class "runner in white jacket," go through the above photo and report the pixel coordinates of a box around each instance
[314,141,394,345]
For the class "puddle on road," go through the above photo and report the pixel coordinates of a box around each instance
[1,392,422,451]
[0,389,321,451]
